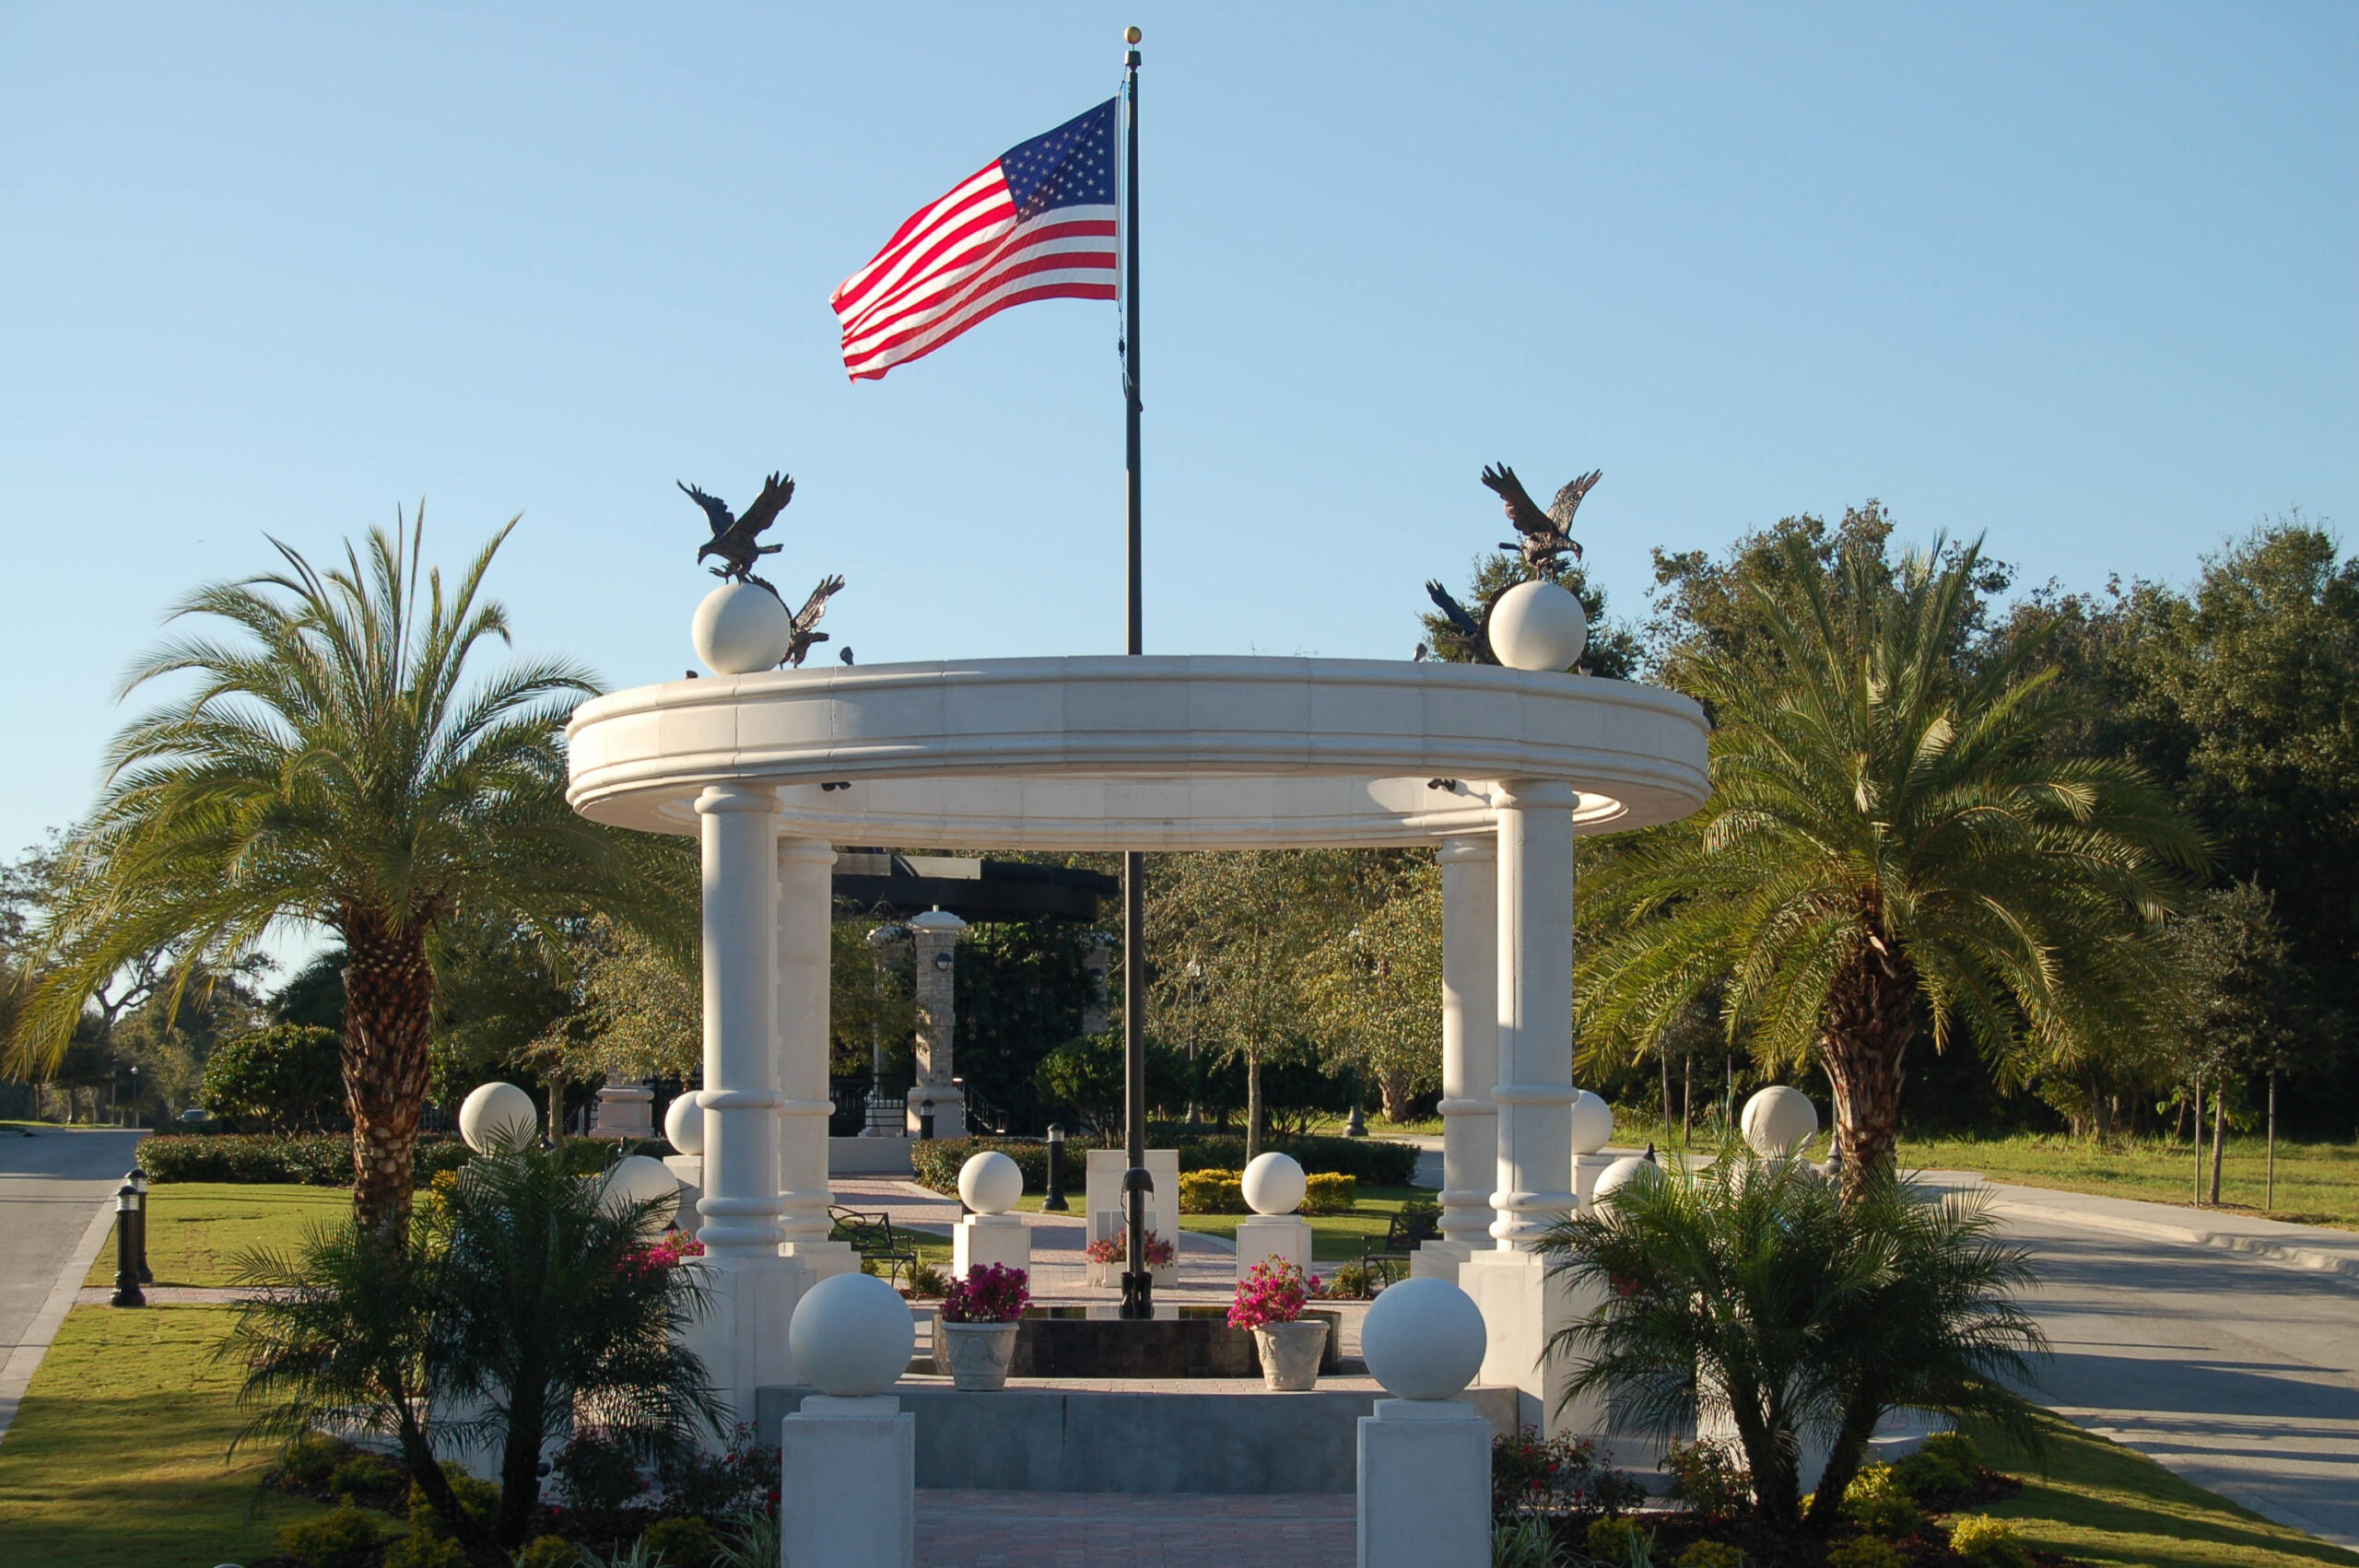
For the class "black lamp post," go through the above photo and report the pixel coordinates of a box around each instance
[1043,1124,1068,1211]
[109,1183,145,1307]
[1344,927,1369,1137]
[128,1167,151,1283]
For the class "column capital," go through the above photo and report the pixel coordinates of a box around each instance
[1438,833,1497,866]
[1492,778,1579,812]
[696,783,780,816]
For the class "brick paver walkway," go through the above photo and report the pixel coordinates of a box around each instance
[914,1488,1356,1567]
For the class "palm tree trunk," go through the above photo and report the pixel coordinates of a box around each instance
[497,1378,545,1548]
[341,912,436,1240]
[1819,934,1917,1199]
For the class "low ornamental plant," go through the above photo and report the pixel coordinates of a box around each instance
[1228,1258,1320,1330]
[617,1228,706,1281]
[940,1263,1031,1324]
[1084,1229,1177,1268]
[1491,1426,1643,1519]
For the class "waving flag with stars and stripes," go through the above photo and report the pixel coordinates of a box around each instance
[831,99,1119,382]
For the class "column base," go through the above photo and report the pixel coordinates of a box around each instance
[1358,1398,1490,1568]
[953,1214,1030,1276]
[1409,1237,1474,1281]
[780,1398,913,1568]
[1234,1216,1313,1281]
[684,1253,812,1433]
[782,1238,862,1280]
[1457,1248,1606,1438]
[904,1086,966,1140]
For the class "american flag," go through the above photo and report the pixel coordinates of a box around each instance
[832,99,1119,382]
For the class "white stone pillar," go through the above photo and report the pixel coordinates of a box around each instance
[777,836,854,1277]
[904,908,968,1138]
[689,784,804,1418]
[1488,778,1579,1248]
[1415,833,1498,1279]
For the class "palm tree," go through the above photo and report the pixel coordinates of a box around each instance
[1541,1147,2047,1535]
[1579,535,2204,1191]
[16,516,681,1234]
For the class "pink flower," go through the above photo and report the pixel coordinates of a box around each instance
[940,1263,1031,1324]
[1228,1258,1317,1330]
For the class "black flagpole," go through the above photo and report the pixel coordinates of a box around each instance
[1119,24,1152,1320]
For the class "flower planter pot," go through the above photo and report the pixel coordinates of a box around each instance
[1251,1319,1328,1391]
[940,1320,1021,1391]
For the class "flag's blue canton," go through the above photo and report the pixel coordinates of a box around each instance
[1000,98,1116,223]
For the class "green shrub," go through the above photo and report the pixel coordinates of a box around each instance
[137,1131,475,1186]
[1584,1515,1653,1565]
[329,1453,402,1496]
[1892,1447,1970,1499]
[198,1024,345,1131]
[1324,1260,1375,1299]
[909,1137,1051,1194]
[1674,1542,1746,1568]
[1301,1172,1357,1213]
[1659,1437,1750,1520]
[1492,1517,1562,1568]
[1179,1170,1248,1213]
[1176,1133,1420,1185]
[1839,1463,1922,1537]
[906,1262,951,1298]
[511,1536,582,1568]
[384,1532,470,1568]
[1919,1429,1985,1475]
[642,1515,722,1565]
[277,1504,383,1565]
[406,1472,500,1537]
[1948,1515,2034,1568]
[276,1431,355,1489]
[1825,1539,1906,1568]
[555,1427,648,1513]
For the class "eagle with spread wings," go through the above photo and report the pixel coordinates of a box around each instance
[1481,462,1599,579]
[679,472,795,595]
[784,576,846,668]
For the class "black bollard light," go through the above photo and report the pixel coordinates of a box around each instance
[1042,1124,1068,1211]
[127,1166,152,1283]
[109,1183,146,1307]
[918,1098,936,1141]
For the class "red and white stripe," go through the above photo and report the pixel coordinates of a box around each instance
[832,160,1116,382]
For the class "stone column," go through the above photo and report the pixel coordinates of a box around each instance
[777,836,854,1277]
[690,785,804,1416]
[1415,833,1498,1280]
[904,908,968,1138]
[1488,778,1579,1248]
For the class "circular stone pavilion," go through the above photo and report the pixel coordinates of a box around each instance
[566,649,1709,1422]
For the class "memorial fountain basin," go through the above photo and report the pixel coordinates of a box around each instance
[927,1304,1347,1379]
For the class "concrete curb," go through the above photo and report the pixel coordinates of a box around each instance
[0,1194,118,1449]
[1981,1189,2359,1285]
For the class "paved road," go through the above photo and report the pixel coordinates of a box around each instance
[1998,1197,2359,1554]
[0,1125,146,1443]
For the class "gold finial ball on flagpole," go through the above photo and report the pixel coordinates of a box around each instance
[1125,26,1142,44]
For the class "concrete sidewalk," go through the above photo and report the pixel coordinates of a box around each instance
[1958,1175,2359,1282]
[0,1126,146,1447]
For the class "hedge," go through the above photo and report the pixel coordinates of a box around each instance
[909,1137,1051,1196]
[1175,1134,1419,1187]
[135,1132,663,1188]
[1178,1168,1358,1215]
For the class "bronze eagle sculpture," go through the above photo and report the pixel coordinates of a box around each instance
[679,473,794,595]
[1481,462,1599,578]
[1424,579,1496,664]
[784,576,846,668]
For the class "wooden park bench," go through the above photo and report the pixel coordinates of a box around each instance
[828,1206,921,1286]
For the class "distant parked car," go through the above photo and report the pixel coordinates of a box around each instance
[180,1107,210,1124]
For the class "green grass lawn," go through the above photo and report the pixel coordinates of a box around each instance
[1177,1184,1435,1262]
[0,1305,327,1568]
[1899,1133,2359,1231]
[1967,1409,2353,1568]
[88,1183,350,1288]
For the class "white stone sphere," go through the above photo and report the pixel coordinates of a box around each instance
[1742,1085,1820,1158]
[598,1154,680,1231]
[1360,1277,1488,1402]
[691,581,792,674]
[1241,1151,1308,1216]
[1590,1153,1661,1214]
[789,1270,915,1397]
[663,1094,704,1156]
[958,1151,1024,1215]
[1487,579,1590,673]
[1569,1090,1614,1155]
[458,1082,538,1153]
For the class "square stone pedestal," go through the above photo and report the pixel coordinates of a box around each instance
[953,1213,1031,1277]
[661,1154,702,1239]
[1458,1248,1605,1437]
[1357,1398,1490,1568]
[780,1394,913,1568]
[684,1254,810,1428]
[904,1085,966,1140]
[1234,1215,1313,1281]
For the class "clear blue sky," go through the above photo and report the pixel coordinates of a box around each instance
[3,3,2352,868]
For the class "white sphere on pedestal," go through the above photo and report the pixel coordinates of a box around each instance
[599,1154,680,1231]
[663,1094,704,1156]
[691,582,792,674]
[1487,579,1590,673]
[790,1271,915,1398]
[957,1151,1024,1215]
[1360,1276,1487,1401]
[1569,1090,1614,1155]
[1590,1153,1661,1213]
[457,1082,538,1153]
[1241,1151,1308,1216]
[1741,1085,1820,1157]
